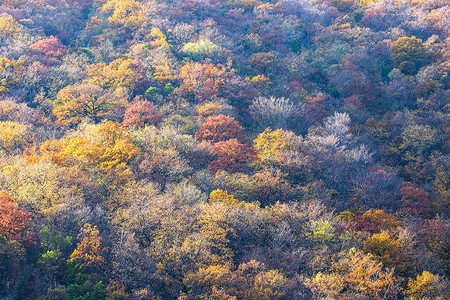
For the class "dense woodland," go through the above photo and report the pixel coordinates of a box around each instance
[0,0,449,298]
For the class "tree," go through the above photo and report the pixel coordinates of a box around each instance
[53,84,126,125]
[43,280,106,299]
[400,124,437,159]
[417,219,450,262]
[327,0,354,12]
[209,171,255,203]
[28,36,67,66]
[70,223,104,269]
[301,94,329,128]
[39,138,89,166]
[183,260,290,300]
[249,170,298,206]
[94,121,142,182]
[182,264,238,300]
[181,39,220,61]
[163,202,236,279]
[99,0,147,29]
[0,57,25,95]
[362,231,409,276]
[353,209,400,234]
[306,220,335,246]
[341,81,384,114]
[249,96,298,130]
[138,149,192,188]
[173,62,236,102]
[0,236,27,298]
[39,121,141,183]
[405,271,448,300]
[0,14,25,41]
[209,139,256,173]
[66,0,94,10]
[195,102,223,117]
[306,248,398,299]
[38,228,73,275]
[354,166,402,210]
[0,99,34,123]
[0,121,28,152]
[391,36,429,75]
[399,182,432,218]
[247,74,272,96]
[87,58,147,93]
[0,195,35,245]
[253,128,303,167]
[98,137,141,179]
[209,189,239,205]
[0,0,27,9]
[247,52,280,75]
[435,61,450,89]
[252,268,289,300]
[361,7,390,30]
[133,126,194,187]
[195,114,248,144]
[123,100,162,127]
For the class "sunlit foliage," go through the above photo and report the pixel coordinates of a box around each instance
[70,223,104,269]
[0,0,449,298]
[307,248,398,299]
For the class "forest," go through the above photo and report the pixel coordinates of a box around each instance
[0,0,449,298]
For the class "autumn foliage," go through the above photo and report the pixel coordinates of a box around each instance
[70,223,104,269]
[53,84,125,125]
[391,36,429,75]
[0,0,449,298]
[28,36,67,65]
[0,195,35,245]
[307,248,398,299]
[399,182,433,218]
[123,100,163,127]
[195,114,247,144]
[173,62,235,102]
[209,138,256,173]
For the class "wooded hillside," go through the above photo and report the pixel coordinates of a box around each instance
[0,0,449,298]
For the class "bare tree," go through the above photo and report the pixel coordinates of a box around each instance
[249,96,299,130]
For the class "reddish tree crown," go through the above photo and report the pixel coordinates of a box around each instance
[0,196,35,246]
[123,100,163,127]
[209,138,256,173]
[28,36,67,65]
[195,114,247,144]
[399,182,432,218]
